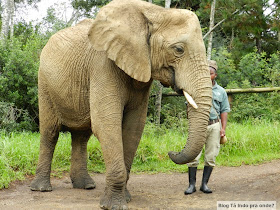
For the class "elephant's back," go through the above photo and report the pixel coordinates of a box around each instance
[40,18,95,75]
[40,18,94,63]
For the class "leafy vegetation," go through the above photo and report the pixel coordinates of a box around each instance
[0,120,279,189]
[0,35,47,131]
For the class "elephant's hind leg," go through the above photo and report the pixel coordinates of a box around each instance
[70,130,96,189]
[30,129,59,191]
[30,91,60,192]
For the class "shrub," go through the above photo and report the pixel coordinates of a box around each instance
[0,35,47,130]
[212,49,280,122]
[0,102,34,132]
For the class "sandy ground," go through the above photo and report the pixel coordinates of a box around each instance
[0,160,279,210]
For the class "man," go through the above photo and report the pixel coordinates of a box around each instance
[185,60,230,195]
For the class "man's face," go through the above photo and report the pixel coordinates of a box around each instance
[210,67,217,81]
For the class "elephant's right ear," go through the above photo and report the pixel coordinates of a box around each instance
[88,0,152,83]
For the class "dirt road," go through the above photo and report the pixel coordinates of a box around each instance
[0,160,279,210]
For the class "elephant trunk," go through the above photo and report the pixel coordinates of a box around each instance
[169,61,212,164]
[168,102,211,164]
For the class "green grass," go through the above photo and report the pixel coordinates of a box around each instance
[0,120,280,189]
[217,119,280,166]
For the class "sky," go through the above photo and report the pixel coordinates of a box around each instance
[16,0,73,24]
[15,0,275,25]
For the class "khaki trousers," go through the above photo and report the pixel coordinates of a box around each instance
[187,122,220,167]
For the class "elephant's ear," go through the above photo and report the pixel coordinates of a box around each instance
[88,0,152,83]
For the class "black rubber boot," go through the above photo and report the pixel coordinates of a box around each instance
[200,166,213,193]
[184,167,197,195]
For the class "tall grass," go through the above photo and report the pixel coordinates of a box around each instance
[0,120,279,189]
[217,119,280,166]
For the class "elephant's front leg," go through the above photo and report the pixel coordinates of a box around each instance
[122,103,149,203]
[98,126,128,209]
[91,102,128,209]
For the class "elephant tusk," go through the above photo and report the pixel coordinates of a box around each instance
[183,91,198,109]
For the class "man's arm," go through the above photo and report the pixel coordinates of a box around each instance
[220,112,228,137]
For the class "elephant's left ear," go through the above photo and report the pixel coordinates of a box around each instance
[88,0,151,83]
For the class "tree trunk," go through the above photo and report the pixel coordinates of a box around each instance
[0,0,15,40]
[256,37,261,53]
[207,0,216,60]
[154,81,163,125]
[165,0,171,8]
[229,28,234,49]
[203,9,239,40]
[1,0,10,40]
[9,0,15,38]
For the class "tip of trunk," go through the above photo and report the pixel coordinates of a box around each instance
[168,151,194,165]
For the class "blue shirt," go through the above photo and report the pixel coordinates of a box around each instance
[209,81,230,120]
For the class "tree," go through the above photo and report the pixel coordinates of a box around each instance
[269,0,280,41]
[0,0,41,41]
[197,0,280,64]
[165,0,171,8]
[71,0,111,17]
[0,0,15,40]
[206,0,216,60]
[150,0,201,9]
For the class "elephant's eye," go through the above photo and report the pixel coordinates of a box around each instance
[173,46,184,55]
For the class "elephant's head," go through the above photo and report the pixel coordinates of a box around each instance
[88,0,212,164]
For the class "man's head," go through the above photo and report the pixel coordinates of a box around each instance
[208,60,217,82]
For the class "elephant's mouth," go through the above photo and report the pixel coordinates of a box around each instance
[174,87,198,109]
[172,78,198,110]
[158,66,198,110]
[173,85,183,95]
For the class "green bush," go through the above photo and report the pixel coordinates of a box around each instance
[212,49,280,122]
[211,47,239,88]
[0,35,47,130]
[0,102,34,132]
[229,91,280,122]
[212,48,280,88]
[238,51,271,87]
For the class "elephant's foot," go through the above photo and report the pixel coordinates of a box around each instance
[125,187,131,203]
[30,176,52,192]
[100,190,128,210]
[71,174,96,189]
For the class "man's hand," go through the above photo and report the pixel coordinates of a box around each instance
[220,128,226,137]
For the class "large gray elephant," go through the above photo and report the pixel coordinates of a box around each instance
[30,0,212,209]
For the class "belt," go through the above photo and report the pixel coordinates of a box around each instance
[208,119,219,125]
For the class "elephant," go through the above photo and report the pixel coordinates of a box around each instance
[30,0,212,209]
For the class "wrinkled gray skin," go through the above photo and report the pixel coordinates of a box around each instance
[30,0,212,209]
